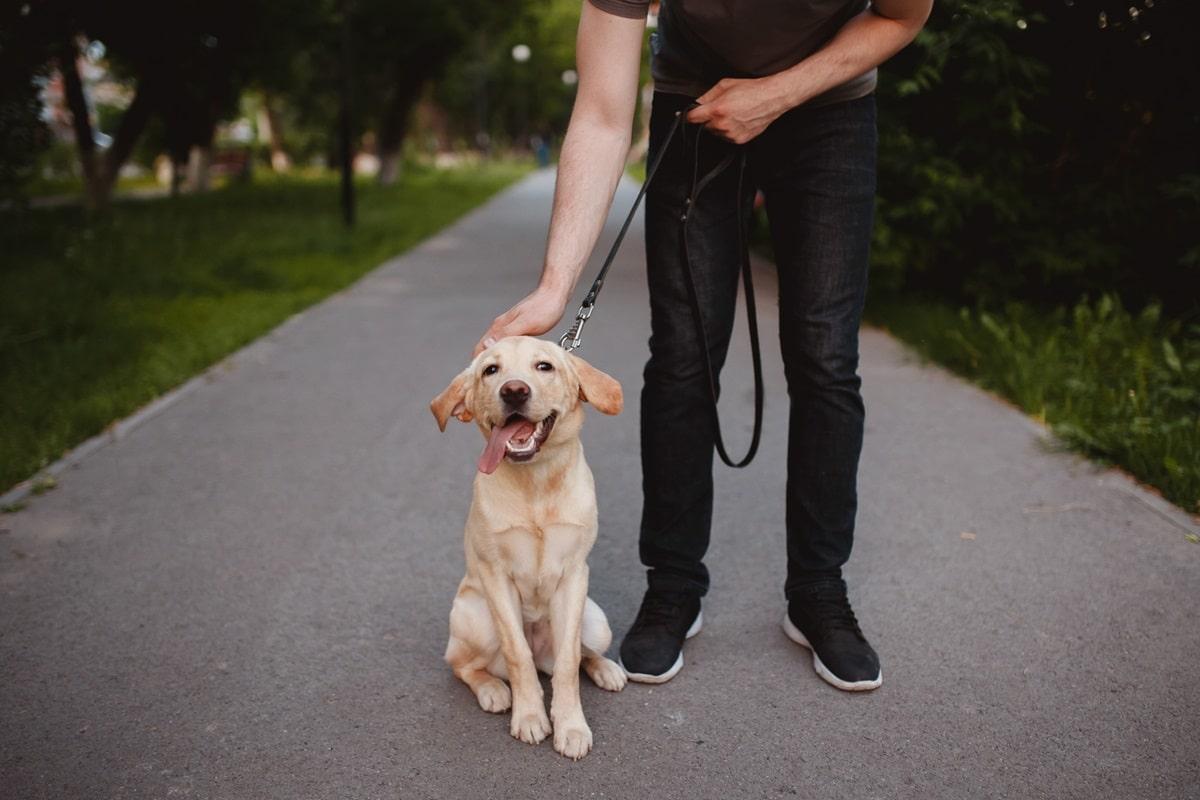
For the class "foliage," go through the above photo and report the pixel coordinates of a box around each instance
[252,0,519,172]
[434,0,584,148]
[867,293,1200,513]
[0,6,54,203]
[0,73,51,206]
[0,163,530,491]
[868,0,1199,511]
[2,0,519,201]
[874,0,1200,314]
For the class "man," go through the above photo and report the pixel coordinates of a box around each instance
[476,0,932,690]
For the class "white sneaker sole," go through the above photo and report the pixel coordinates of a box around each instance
[620,610,703,684]
[782,614,882,692]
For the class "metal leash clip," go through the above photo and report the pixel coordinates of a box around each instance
[558,303,593,351]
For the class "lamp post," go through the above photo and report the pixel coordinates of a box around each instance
[338,0,356,227]
[511,44,531,148]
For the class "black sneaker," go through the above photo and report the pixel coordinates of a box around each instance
[783,579,882,691]
[619,589,703,684]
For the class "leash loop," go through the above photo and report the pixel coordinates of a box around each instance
[679,144,763,468]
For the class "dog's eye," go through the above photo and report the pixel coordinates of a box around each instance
[482,364,499,377]
[536,361,554,372]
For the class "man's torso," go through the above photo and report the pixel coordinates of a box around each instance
[589,0,877,104]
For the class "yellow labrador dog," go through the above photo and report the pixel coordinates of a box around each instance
[430,336,627,760]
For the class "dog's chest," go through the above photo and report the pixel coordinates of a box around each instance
[499,522,591,619]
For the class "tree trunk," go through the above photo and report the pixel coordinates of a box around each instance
[377,151,402,185]
[170,159,184,197]
[375,73,428,186]
[57,38,101,210]
[59,39,155,212]
[98,84,153,201]
[187,145,212,192]
[260,95,291,172]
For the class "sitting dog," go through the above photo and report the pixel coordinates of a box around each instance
[430,335,627,760]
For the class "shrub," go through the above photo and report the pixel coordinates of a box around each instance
[874,0,1200,315]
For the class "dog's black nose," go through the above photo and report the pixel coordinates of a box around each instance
[500,380,530,406]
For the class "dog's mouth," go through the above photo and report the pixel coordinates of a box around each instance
[477,412,557,474]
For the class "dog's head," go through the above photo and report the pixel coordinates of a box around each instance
[430,336,622,474]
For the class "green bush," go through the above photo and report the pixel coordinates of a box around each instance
[874,0,1200,314]
[0,77,51,206]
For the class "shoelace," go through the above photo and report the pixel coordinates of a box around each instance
[800,582,866,641]
[636,593,694,632]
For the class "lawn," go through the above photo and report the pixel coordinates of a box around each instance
[0,163,530,492]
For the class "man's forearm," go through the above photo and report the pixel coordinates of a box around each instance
[537,113,632,306]
[774,2,932,108]
[472,3,643,354]
[687,0,930,144]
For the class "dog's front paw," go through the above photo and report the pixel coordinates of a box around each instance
[510,705,552,745]
[553,717,593,760]
[475,678,512,713]
[585,657,627,692]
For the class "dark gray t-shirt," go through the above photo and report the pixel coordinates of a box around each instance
[588,0,876,105]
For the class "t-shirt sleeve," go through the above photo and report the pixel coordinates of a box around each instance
[586,0,650,19]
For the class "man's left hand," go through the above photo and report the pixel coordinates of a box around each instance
[686,77,790,145]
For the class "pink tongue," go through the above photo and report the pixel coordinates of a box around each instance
[478,419,537,474]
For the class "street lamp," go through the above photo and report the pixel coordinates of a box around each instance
[511,44,531,145]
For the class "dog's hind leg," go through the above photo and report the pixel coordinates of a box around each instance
[528,620,556,676]
[446,585,511,713]
[581,597,627,692]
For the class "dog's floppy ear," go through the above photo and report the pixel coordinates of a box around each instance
[430,368,474,431]
[570,353,623,415]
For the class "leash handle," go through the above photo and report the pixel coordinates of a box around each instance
[560,108,691,352]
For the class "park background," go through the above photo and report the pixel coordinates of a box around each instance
[1,0,1197,517]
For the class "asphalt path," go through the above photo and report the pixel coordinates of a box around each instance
[2,169,1197,799]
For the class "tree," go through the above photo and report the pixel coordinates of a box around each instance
[434,0,588,150]
[0,5,53,205]
[256,0,518,185]
[2,0,281,210]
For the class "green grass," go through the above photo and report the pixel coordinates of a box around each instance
[0,162,530,491]
[866,293,1200,514]
[26,172,164,198]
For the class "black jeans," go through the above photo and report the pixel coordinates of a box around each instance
[639,91,877,600]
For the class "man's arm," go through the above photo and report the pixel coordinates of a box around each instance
[475,2,645,355]
[687,0,933,143]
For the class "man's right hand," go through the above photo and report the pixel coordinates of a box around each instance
[473,285,570,356]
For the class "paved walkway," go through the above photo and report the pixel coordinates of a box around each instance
[2,170,1197,799]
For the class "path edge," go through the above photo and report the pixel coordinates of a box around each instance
[0,169,543,510]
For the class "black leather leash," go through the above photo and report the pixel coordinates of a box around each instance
[557,109,687,353]
[558,108,763,468]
